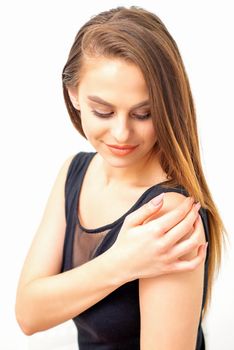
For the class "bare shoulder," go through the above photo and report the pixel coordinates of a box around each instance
[48,153,76,197]
[42,153,76,206]
[159,191,206,250]
[159,190,190,215]
[56,154,76,181]
[139,190,206,349]
[16,154,76,289]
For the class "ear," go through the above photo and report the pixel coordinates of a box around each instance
[67,87,80,110]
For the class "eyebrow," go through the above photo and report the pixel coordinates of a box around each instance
[87,95,150,110]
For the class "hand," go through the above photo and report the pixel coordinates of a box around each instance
[111,194,207,281]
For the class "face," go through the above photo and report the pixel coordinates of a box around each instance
[69,56,157,168]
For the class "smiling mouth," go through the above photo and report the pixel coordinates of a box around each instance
[106,144,138,150]
[106,144,139,156]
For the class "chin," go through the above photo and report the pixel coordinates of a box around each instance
[103,151,148,169]
[94,142,154,166]
[107,159,135,168]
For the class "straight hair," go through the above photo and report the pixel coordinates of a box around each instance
[62,6,228,319]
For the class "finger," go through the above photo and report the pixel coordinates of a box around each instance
[123,192,165,228]
[164,215,202,262]
[160,202,201,249]
[144,196,195,236]
[169,243,208,273]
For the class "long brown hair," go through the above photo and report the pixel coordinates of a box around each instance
[62,6,228,319]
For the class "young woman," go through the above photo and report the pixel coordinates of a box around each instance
[15,6,226,350]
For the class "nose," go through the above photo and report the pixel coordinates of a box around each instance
[110,115,132,143]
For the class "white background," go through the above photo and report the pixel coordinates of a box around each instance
[0,1,233,349]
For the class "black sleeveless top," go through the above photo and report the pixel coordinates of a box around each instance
[61,151,209,350]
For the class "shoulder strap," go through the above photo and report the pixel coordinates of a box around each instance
[141,183,210,311]
[64,152,94,221]
[62,151,95,272]
[141,184,210,253]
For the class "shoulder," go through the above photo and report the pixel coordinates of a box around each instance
[61,154,76,172]
[15,154,78,290]
[159,190,190,215]
[156,190,206,256]
[53,154,76,187]
[58,151,93,182]
[44,153,78,204]
[139,191,206,348]
[63,151,97,177]
[60,154,76,173]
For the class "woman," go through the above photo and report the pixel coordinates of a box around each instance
[15,6,226,350]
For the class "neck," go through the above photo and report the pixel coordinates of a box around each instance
[97,151,167,188]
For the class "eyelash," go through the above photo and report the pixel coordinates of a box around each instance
[91,110,151,120]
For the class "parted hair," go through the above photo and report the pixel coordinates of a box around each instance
[62,6,228,319]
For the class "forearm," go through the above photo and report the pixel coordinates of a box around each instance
[16,247,128,335]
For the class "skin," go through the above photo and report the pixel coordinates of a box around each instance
[68,56,167,187]
[15,55,207,349]
[69,57,207,349]
[69,56,169,230]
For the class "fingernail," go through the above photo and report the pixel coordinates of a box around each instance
[150,193,164,206]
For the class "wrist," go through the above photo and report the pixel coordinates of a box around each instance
[102,246,132,287]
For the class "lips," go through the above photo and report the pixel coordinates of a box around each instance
[106,144,139,157]
[107,144,138,150]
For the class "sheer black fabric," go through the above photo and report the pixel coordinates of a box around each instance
[61,151,209,349]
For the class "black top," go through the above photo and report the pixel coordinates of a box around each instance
[61,151,209,350]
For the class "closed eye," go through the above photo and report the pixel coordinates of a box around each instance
[91,110,113,118]
[132,113,151,120]
[91,110,151,120]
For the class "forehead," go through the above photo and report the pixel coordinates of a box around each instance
[79,56,149,98]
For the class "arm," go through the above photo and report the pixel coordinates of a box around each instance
[15,155,128,335]
[15,160,205,337]
[139,192,206,350]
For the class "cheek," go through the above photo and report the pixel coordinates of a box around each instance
[80,114,105,140]
[150,128,157,141]
[138,122,157,142]
[81,122,95,139]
